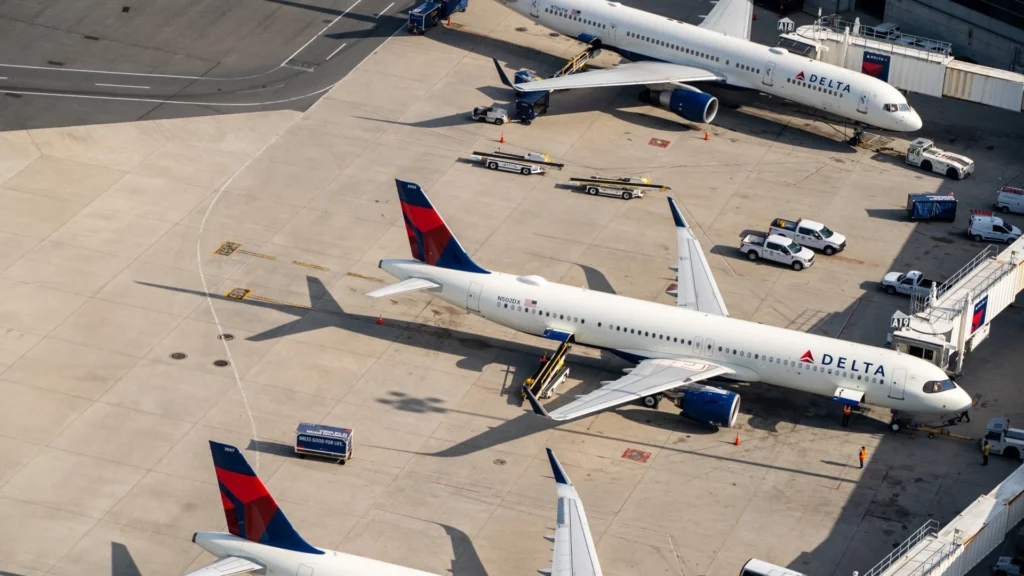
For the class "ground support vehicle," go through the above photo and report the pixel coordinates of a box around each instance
[569,175,669,200]
[880,270,938,297]
[906,138,975,179]
[768,217,847,255]
[466,150,563,175]
[295,423,353,464]
[739,233,815,271]
[907,193,958,222]
[968,210,1022,243]
[407,0,466,33]
[471,106,508,125]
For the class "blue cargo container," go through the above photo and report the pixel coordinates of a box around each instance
[408,0,466,34]
[295,423,353,464]
[907,194,958,222]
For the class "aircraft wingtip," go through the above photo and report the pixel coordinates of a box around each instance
[668,197,687,228]
[546,448,570,485]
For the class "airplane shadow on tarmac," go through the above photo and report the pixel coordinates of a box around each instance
[0,542,143,576]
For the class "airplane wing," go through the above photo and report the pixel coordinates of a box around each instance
[545,449,603,576]
[667,198,729,316]
[184,556,263,576]
[513,61,723,92]
[526,358,733,421]
[698,0,753,39]
[365,277,440,298]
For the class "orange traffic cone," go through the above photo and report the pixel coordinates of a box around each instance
[734,433,741,446]
[499,133,505,143]
[377,314,384,325]
[704,131,709,141]
[446,18,452,26]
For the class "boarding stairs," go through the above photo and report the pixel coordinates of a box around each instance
[553,47,600,78]
[523,339,572,399]
[894,235,1024,372]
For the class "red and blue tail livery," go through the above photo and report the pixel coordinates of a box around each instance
[395,180,489,274]
[209,441,321,555]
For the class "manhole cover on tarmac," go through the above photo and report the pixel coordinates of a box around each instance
[213,360,230,367]
[169,352,187,360]
[621,448,652,463]
[493,458,507,466]
[217,333,235,341]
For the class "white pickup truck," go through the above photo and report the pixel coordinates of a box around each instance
[768,218,847,255]
[740,234,815,271]
[905,138,975,180]
[984,418,1024,461]
[880,270,938,297]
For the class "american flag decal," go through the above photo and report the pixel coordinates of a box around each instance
[525,299,538,308]
[571,8,580,15]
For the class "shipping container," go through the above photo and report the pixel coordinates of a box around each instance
[943,60,1024,112]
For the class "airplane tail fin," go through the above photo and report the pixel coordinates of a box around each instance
[394,179,489,274]
[493,58,514,88]
[209,441,322,555]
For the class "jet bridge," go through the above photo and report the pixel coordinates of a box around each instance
[889,237,1024,375]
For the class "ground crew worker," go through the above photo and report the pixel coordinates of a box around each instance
[982,441,990,466]
[842,405,852,427]
[859,446,867,469]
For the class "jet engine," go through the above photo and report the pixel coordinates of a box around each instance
[674,387,739,427]
[642,88,719,124]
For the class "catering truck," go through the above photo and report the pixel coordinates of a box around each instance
[768,217,847,255]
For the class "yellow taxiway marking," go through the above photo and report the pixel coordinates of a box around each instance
[225,287,252,300]
[237,249,277,260]
[346,271,385,283]
[248,294,311,309]
[293,261,331,271]
[213,241,242,256]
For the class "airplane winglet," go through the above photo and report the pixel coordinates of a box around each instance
[493,58,514,88]
[668,197,687,228]
[546,448,571,485]
[523,384,550,417]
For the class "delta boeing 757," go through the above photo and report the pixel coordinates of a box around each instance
[369,180,972,430]
[492,0,922,143]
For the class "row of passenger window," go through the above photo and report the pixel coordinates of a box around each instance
[786,77,846,98]
[624,30,720,64]
[735,62,760,75]
[543,7,607,29]
[497,302,887,385]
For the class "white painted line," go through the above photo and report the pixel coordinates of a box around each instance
[236,83,286,94]
[376,2,395,18]
[326,42,348,61]
[0,62,269,81]
[281,0,362,66]
[0,77,7,80]
[95,82,150,89]
[0,82,339,106]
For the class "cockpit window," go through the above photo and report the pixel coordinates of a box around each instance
[898,103,911,111]
[883,103,899,112]
[923,379,957,393]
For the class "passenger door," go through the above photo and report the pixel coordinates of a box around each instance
[857,90,870,114]
[889,368,907,400]
[796,227,821,249]
[762,61,776,87]
[467,282,483,312]
[765,242,788,264]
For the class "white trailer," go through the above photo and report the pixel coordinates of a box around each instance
[466,150,563,176]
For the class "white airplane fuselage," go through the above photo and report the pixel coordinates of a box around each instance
[503,0,923,132]
[194,532,440,576]
[380,259,973,417]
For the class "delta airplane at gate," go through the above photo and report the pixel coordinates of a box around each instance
[369,180,972,429]
[494,0,922,142]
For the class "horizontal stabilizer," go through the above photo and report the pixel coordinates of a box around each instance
[184,556,263,576]
[365,277,440,298]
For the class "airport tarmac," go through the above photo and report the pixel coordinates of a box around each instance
[3,2,1024,576]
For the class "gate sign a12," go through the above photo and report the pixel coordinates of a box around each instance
[862,52,891,82]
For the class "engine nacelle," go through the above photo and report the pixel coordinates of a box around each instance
[674,388,739,427]
[646,88,719,124]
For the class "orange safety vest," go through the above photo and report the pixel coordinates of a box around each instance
[843,405,852,415]
[859,449,867,461]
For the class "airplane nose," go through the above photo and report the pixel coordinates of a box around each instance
[906,112,923,131]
